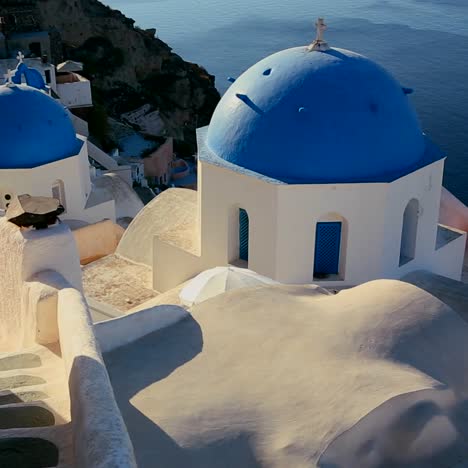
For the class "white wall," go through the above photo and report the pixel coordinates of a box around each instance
[73,219,124,264]
[0,219,81,351]
[198,162,279,278]
[69,112,89,137]
[382,161,445,279]
[0,137,116,225]
[275,182,387,284]
[95,304,188,353]
[152,162,280,291]
[57,80,92,108]
[96,171,141,216]
[153,237,205,292]
[0,145,88,215]
[152,157,465,291]
[431,226,466,280]
[88,140,119,170]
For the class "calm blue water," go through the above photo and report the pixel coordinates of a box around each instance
[104,0,468,203]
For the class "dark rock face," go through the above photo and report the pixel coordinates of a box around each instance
[0,0,221,150]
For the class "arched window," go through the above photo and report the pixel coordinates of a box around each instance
[313,213,348,280]
[51,180,66,212]
[29,42,42,57]
[399,199,419,266]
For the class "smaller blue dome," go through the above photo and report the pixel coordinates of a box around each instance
[0,84,82,169]
[12,63,47,91]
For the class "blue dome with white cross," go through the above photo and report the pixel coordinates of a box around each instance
[0,84,82,169]
[205,45,441,183]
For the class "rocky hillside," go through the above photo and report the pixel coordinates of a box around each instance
[2,0,221,150]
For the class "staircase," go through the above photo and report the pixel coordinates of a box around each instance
[0,343,72,467]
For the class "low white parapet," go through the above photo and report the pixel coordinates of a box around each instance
[95,304,188,353]
[58,287,136,467]
[432,224,466,281]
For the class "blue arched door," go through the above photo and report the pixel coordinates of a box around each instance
[314,222,342,277]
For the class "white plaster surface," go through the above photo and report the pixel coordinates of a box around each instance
[92,172,143,219]
[149,157,465,291]
[82,254,157,311]
[0,219,81,351]
[105,280,468,468]
[57,78,92,108]
[402,269,468,321]
[431,225,466,280]
[118,188,199,266]
[87,140,118,169]
[72,219,124,264]
[95,304,188,353]
[0,216,136,467]
[0,140,107,222]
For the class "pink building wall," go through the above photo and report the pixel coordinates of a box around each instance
[143,137,174,184]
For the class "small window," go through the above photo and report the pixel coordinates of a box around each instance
[399,199,419,266]
[29,42,42,57]
[44,70,51,84]
[52,180,67,212]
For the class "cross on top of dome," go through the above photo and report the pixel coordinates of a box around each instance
[16,51,25,64]
[308,18,330,52]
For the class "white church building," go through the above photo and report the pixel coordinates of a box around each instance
[135,21,467,291]
[0,50,147,226]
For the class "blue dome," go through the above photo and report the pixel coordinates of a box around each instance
[0,84,82,169]
[206,47,428,183]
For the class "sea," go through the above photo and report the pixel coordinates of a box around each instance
[104,0,468,204]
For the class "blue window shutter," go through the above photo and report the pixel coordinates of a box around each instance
[239,208,249,261]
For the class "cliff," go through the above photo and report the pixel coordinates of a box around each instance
[1,0,220,150]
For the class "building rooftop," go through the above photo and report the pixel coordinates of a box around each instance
[117,188,200,266]
[82,254,157,312]
[104,278,468,467]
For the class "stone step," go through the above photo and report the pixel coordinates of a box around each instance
[0,404,56,430]
[0,424,73,467]
[0,382,65,406]
[0,398,70,428]
[0,342,60,359]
